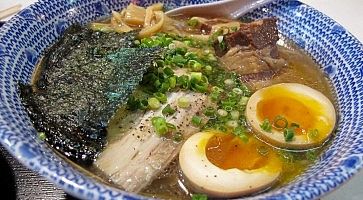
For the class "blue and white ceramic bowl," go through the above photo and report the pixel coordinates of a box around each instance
[0,0,362,199]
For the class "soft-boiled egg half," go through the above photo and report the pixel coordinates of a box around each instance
[246,83,336,149]
[179,131,282,198]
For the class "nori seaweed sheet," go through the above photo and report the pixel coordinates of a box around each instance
[20,25,161,165]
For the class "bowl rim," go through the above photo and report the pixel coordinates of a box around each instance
[0,0,362,199]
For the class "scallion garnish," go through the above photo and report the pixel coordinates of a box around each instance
[308,129,319,140]
[260,119,272,132]
[290,122,300,128]
[163,67,174,76]
[177,75,190,89]
[226,120,238,128]
[153,92,167,103]
[233,126,249,143]
[38,132,46,141]
[173,132,183,143]
[238,96,249,106]
[148,97,161,110]
[162,104,176,116]
[257,146,269,156]
[192,193,208,200]
[224,79,234,87]
[151,117,169,136]
[230,110,240,120]
[283,128,295,142]
[203,107,215,117]
[192,115,202,126]
[217,109,228,117]
[178,96,190,108]
[273,115,288,130]
[306,149,318,161]
[187,18,199,27]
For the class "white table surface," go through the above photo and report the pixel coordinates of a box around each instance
[1,0,362,199]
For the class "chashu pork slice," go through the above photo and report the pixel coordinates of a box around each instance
[95,91,207,192]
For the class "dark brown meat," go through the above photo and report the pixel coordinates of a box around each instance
[213,18,279,57]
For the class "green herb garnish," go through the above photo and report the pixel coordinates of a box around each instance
[151,117,176,136]
[192,194,208,200]
[283,128,295,142]
[233,126,249,143]
[187,18,199,27]
[273,115,288,130]
[162,104,176,116]
[173,132,183,142]
[260,119,272,132]
[38,132,46,141]
[308,129,319,140]
[178,96,190,108]
[192,115,202,126]
[148,97,161,110]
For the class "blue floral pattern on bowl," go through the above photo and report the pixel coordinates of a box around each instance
[0,0,362,199]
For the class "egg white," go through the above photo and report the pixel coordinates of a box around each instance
[179,132,281,198]
[246,83,336,149]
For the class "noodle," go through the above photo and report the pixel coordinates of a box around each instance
[139,11,165,38]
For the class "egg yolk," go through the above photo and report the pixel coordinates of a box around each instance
[205,133,280,171]
[257,96,315,134]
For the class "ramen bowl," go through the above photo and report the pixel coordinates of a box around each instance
[0,0,362,199]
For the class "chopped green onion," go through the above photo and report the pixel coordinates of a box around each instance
[226,120,238,128]
[178,96,190,108]
[188,60,202,72]
[154,79,161,88]
[173,132,183,143]
[192,193,207,200]
[257,146,269,156]
[162,104,176,116]
[278,150,295,163]
[306,149,318,161]
[204,107,215,117]
[290,122,300,128]
[167,122,177,130]
[148,97,161,110]
[169,76,177,88]
[221,100,236,110]
[233,126,248,143]
[232,88,243,95]
[153,92,167,103]
[177,75,190,89]
[238,96,249,106]
[204,65,213,74]
[273,115,288,130]
[283,128,295,142]
[191,72,202,82]
[210,86,223,101]
[308,129,319,140]
[192,115,202,126]
[127,96,141,111]
[230,110,240,120]
[139,99,149,110]
[163,67,174,76]
[159,81,171,92]
[172,54,187,66]
[217,109,228,117]
[224,79,234,87]
[260,119,272,132]
[190,74,209,93]
[38,132,46,141]
[151,117,168,136]
[187,18,199,27]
